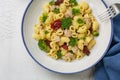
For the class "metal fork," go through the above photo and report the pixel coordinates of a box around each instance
[98,3,120,21]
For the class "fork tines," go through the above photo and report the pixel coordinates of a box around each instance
[98,6,116,21]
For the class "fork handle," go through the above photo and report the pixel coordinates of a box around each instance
[115,3,120,11]
[112,3,120,18]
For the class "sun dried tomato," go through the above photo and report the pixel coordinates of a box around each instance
[89,26,93,33]
[61,43,68,50]
[83,46,90,55]
[45,40,51,48]
[51,19,61,30]
[55,0,63,5]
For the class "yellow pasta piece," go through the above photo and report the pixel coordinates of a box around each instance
[39,30,45,39]
[59,37,70,45]
[60,3,67,13]
[84,14,90,18]
[78,40,84,50]
[51,33,57,41]
[46,33,51,40]
[55,13,64,20]
[48,49,56,55]
[45,25,53,32]
[73,15,83,28]
[89,14,96,21]
[69,25,76,32]
[32,33,40,41]
[45,16,54,25]
[79,1,89,10]
[61,48,67,56]
[62,53,75,62]
[43,3,50,13]
[56,29,64,36]
[87,30,91,36]
[76,50,85,59]
[48,49,58,59]
[48,12,55,21]
[77,25,87,34]
[34,24,40,34]
[88,39,96,50]
[68,46,72,50]
[63,0,70,6]
[85,34,94,43]
[92,21,99,31]
[72,32,78,38]
[85,8,92,14]
[77,33,86,39]
[50,42,59,51]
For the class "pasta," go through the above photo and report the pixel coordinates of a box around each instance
[55,13,64,19]
[43,3,50,13]
[60,3,67,13]
[33,0,99,62]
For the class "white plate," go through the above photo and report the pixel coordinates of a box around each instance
[21,0,113,74]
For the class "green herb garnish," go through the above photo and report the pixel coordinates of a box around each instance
[69,0,78,6]
[72,8,80,15]
[77,18,84,26]
[69,37,78,47]
[52,8,60,14]
[93,32,99,37]
[49,0,55,5]
[40,13,48,23]
[38,39,50,52]
[45,30,49,34]
[61,17,72,29]
[56,50,62,59]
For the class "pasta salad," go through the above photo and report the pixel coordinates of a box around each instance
[32,0,99,62]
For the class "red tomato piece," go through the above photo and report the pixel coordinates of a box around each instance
[61,43,68,50]
[51,20,61,30]
[55,0,64,5]
[45,40,51,48]
[83,46,90,55]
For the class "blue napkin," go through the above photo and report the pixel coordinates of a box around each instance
[94,14,120,80]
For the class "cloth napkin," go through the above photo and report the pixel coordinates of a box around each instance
[94,14,120,80]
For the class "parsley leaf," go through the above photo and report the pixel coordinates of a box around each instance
[38,39,50,52]
[61,17,72,29]
[69,0,78,6]
[52,8,60,14]
[56,50,62,59]
[72,8,80,15]
[49,0,55,5]
[69,37,78,47]
[40,13,48,23]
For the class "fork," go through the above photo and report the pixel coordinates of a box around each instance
[98,3,120,21]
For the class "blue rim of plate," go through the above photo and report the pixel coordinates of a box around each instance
[21,0,113,74]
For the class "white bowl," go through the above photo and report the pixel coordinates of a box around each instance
[21,0,113,74]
